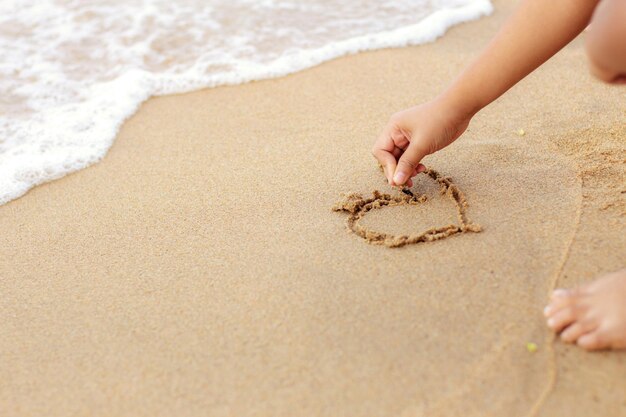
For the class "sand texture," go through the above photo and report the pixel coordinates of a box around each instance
[1,1,625,416]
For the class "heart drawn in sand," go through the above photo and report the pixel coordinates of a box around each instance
[332,168,482,248]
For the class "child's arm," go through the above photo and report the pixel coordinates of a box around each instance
[373,0,600,186]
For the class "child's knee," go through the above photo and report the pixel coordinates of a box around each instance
[585,0,626,84]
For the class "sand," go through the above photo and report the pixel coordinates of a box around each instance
[1,0,625,416]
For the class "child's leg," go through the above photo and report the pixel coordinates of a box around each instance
[546,0,626,352]
[544,269,626,350]
[586,0,626,83]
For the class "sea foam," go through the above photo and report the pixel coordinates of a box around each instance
[0,0,492,205]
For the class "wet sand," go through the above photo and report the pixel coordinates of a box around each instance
[1,0,625,416]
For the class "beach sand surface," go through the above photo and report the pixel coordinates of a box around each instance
[1,1,625,416]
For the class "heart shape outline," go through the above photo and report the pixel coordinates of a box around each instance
[332,168,482,248]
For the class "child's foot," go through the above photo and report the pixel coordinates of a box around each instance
[543,269,626,351]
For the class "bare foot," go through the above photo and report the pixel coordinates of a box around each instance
[544,269,626,351]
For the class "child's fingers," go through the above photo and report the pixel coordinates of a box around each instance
[372,147,397,184]
[391,146,403,159]
[393,142,429,185]
[403,164,426,188]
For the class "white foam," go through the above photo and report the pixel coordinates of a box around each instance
[0,0,492,205]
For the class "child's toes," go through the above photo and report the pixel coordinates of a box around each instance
[560,319,597,344]
[546,306,581,333]
[577,330,609,351]
[550,288,571,299]
[551,287,587,302]
[545,288,578,316]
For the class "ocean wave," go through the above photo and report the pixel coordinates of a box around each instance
[0,0,492,205]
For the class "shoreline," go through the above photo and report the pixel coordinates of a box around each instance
[0,0,493,207]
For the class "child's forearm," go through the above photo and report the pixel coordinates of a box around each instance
[439,0,600,118]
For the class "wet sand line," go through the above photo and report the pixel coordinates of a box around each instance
[525,169,583,417]
[332,168,482,248]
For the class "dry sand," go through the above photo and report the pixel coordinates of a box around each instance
[1,1,625,416]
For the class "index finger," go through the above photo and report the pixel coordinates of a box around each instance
[372,147,397,185]
[372,124,399,184]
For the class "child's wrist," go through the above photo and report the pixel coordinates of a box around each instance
[435,88,482,122]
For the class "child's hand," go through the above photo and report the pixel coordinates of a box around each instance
[372,99,472,186]
[371,0,601,187]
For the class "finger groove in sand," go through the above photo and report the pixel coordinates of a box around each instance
[525,169,583,417]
